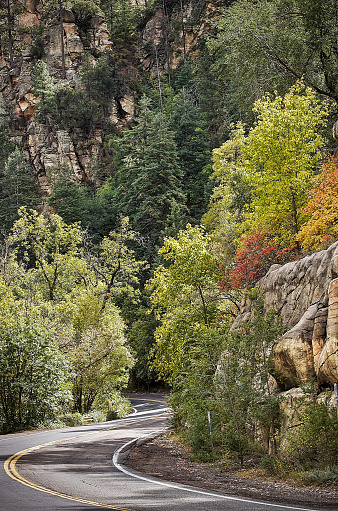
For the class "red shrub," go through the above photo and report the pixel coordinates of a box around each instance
[219,230,295,290]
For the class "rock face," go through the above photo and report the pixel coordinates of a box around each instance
[0,1,128,187]
[234,241,338,390]
[1,0,207,189]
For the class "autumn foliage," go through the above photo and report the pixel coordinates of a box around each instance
[220,230,295,290]
[299,156,338,250]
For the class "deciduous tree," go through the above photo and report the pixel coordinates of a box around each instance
[299,156,338,250]
[148,224,234,382]
[0,278,71,431]
[244,82,327,248]
[209,0,338,118]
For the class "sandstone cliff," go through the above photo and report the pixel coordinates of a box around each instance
[234,241,338,392]
[0,0,209,191]
[1,0,121,188]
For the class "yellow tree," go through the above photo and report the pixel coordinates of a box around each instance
[244,81,327,248]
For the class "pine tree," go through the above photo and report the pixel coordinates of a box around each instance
[117,96,186,261]
[167,87,212,223]
[31,60,57,125]
[0,148,40,236]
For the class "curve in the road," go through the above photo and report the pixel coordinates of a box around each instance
[113,437,321,511]
[1,395,327,511]
[4,411,167,511]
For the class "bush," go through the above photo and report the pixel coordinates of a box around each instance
[58,412,84,427]
[0,304,71,433]
[276,401,338,475]
[106,410,119,421]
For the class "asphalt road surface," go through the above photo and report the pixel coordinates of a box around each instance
[0,394,323,511]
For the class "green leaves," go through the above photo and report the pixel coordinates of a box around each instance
[0,148,40,236]
[244,81,327,247]
[0,210,145,426]
[148,224,227,382]
[205,82,328,256]
[208,0,338,118]
[0,286,71,431]
[8,207,85,301]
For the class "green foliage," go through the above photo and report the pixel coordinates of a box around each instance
[166,290,283,462]
[276,396,338,477]
[122,294,160,390]
[32,54,117,133]
[208,0,338,119]
[244,81,327,248]
[94,388,133,416]
[65,295,134,413]
[214,291,283,463]
[100,0,138,49]
[29,23,45,60]
[0,0,29,66]
[85,216,145,306]
[31,60,57,123]
[0,279,71,432]
[49,171,119,243]
[0,123,14,162]
[8,207,85,301]
[54,85,100,134]
[204,83,328,260]
[202,122,251,259]
[81,55,117,114]
[116,96,186,262]
[0,148,40,236]
[71,0,102,31]
[166,87,212,223]
[148,224,233,382]
[0,209,142,424]
[48,170,95,228]
[195,42,226,145]
[42,0,102,46]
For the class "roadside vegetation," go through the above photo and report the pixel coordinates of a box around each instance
[1,0,338,489]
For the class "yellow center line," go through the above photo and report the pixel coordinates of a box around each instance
[4,411,168,511]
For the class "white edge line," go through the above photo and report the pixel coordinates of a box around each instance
[112,436,322,511]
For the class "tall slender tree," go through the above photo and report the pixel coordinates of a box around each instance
[116,96,186,261]
[0,148,40,236]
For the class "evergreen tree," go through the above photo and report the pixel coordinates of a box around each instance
[117,96,186,261]
[167,87,212,223]
[195,43,226,144]
[0,123,14,162]
[104,0,137,49]
[49,171,120,244]
[31,60,57,126]
[0,0,29,67]
[0,148,39,236]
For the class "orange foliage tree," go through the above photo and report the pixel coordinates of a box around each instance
[299,156,338,250]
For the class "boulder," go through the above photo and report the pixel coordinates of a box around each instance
[234,242,338,389]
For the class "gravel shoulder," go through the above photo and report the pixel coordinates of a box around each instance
[124,433,338,510]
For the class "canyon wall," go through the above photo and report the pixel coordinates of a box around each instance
[234,241,338,392]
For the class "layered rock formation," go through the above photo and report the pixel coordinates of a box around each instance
[234,241,338,391]
[0,0,133,188]
[1,0,207,189]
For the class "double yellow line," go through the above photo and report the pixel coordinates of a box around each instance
[4,406,167,510]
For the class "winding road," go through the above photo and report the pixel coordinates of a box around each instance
[0,394,322,511]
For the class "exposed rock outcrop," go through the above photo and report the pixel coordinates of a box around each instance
[0,0,127,186]
[234,241,338,390]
